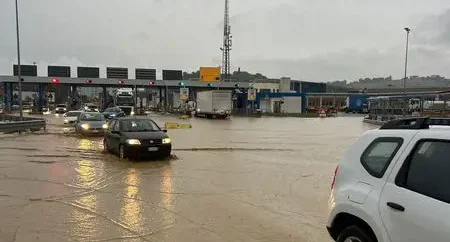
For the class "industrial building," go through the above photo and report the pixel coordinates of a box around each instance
[248,77,328,114]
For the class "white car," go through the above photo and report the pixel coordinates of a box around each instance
[327,117,450,242]
[63,111,83,125]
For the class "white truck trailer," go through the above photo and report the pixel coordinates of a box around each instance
[195,90,232,119]
[112,88,135,116]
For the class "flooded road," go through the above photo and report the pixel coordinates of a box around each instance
[0,114,377,242]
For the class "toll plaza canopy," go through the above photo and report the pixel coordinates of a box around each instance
[0,75,250,89]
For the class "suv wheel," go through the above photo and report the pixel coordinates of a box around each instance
[337,226,374,242]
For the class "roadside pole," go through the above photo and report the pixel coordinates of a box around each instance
[15,0,23,120]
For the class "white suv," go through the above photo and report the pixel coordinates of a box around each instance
[327,117,450,242]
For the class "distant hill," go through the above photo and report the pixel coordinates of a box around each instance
[183,70,450,92]
[328,75,450,92]
[183,70,268,82]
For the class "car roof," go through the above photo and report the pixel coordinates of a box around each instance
[81,111,101,114]
[112,117,154,121]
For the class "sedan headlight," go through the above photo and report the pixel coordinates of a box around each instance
[130,111,135,116]
[110,113,116,117]
[102,123,108,129]
[95,109,99,112]
[64,119,69,123]
[81,123,90,130]
[126,139,141,145]
[162,138,171,144]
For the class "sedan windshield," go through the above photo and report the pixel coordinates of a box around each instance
[80,113,105,121]
[121,119,160,132]
[57,105,66,108]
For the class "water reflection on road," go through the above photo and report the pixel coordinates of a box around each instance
[0,114,377,242]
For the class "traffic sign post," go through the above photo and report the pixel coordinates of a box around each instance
[180,87,189,100]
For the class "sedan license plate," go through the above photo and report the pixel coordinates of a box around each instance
[92,130,99,133]
[148,147,159,152]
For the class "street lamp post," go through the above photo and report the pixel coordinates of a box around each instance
[15,0,23,120]
[403,27,411,116]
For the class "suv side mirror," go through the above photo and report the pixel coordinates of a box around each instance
[162,129,168,133]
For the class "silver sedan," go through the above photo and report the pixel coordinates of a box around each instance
[74,112,108,135]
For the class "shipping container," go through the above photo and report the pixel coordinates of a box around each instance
[345,94,369,113]
[195,90,232,119]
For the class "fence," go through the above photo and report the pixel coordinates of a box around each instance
[0,115,46,133]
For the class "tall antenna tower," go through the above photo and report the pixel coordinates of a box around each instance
[220,0,232,82]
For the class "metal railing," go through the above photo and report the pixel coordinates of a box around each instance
[0,114,46,133]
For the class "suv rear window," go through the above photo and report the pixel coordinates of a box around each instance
[396,140,450,204]
[360,137,403,178]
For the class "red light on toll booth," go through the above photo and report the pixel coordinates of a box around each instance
[51,78,60,87]
[149,81,156,85]
[85,79,92,84]
[118,80,125,85]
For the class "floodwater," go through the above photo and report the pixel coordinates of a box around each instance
[0,114,377,242]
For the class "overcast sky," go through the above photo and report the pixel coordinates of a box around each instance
[1,0,450,82]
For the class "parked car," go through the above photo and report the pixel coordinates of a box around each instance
[55,104,67,114]
[103,117,171,160]
[102,107,126,119]
[63,110,83,125]
[74,112,108,135]
[327,117,450,242]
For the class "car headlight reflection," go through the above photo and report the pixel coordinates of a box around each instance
[102,123,108,129]
[126,139,141,145]
[81,123,90,130]
[162,138,171,144]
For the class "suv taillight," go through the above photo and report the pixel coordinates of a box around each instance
[331,165,339,190]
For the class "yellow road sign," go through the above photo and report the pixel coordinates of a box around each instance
[200,67,221,82]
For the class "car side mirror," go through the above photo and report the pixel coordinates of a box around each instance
[162,129,168,133]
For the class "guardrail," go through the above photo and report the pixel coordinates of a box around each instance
[0,115,46,133]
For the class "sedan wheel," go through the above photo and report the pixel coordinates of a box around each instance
[119,145,126,159]
[103,139,108,153]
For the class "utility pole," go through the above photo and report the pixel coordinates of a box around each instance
[403,27,411,116]
[220,0,232,82]
[15,0,23,120]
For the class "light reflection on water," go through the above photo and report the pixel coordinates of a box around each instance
[120,168,143,230]
[69,139,99,239]
[160,166,174,223]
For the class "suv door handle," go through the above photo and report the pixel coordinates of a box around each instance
[387,202,405,212]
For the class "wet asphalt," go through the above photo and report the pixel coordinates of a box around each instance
[0,114,377,242]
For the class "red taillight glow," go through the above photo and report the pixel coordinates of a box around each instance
[331,165,339,190]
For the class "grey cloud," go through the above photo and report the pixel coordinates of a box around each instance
[415,9,450,46]
[2,0,450,81]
